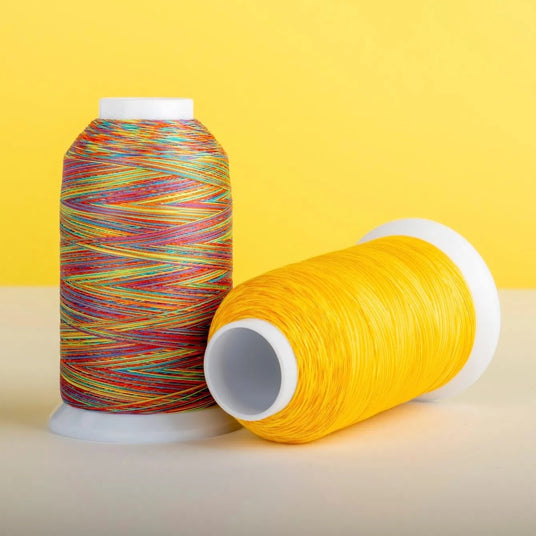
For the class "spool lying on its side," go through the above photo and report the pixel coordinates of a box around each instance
[204,219,501,443]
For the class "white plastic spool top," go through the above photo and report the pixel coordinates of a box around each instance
[49,97,240,443]
[204,218,501,422]
[99,97,194,120]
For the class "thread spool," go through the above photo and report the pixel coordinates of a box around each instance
[204,219,501,443]
[50,98,239,443]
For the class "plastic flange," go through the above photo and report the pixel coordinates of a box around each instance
[49,403,239,444]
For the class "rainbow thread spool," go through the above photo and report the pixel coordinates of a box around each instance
[50,98,239,443]
[204,219,501,444]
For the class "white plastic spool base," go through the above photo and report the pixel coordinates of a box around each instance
[50,97,240,443]
[204,218,501,422]
[49,404,240,444]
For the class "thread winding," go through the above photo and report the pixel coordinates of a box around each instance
[208,236,476,443]
[60,119,231,413]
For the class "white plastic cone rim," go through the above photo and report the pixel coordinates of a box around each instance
[99,98,194,120]
[359,218,501,401]
[204,319,298,422]
[204,218,501,421]
[49,403,240,444]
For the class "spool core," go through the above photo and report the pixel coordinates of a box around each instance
[204,218,501,421]
[205,319,298,421]
[49,97,239,443]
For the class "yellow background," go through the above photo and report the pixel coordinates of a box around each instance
[1,0,535,287]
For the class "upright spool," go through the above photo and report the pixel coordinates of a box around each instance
[50,98,239,443]
[204,219,501,443]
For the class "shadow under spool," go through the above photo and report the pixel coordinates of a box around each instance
[204,218,501,442]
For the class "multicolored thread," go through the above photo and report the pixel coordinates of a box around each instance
[60,119,231,413]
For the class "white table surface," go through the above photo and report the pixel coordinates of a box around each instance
[0,287,535,536]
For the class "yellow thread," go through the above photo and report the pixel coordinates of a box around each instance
[209,236,476,443]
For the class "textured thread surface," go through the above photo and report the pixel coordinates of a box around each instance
[60,119,231,413]
[209,236,476,443]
